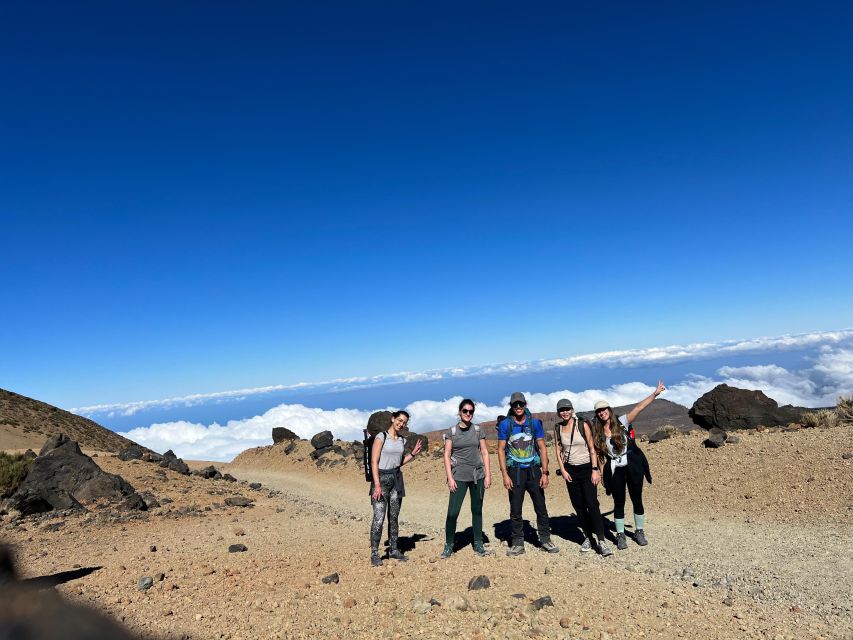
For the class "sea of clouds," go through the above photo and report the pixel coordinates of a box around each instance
[113,332,853,462]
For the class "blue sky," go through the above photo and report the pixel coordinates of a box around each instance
[2,2,852,413]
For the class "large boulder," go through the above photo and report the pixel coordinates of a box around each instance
[403,433,429,457]
[310,431,334,450]
[689,384,801,430]
[159,450,190,475]
[118,444,145,461]
[272,427,299,444]
[366,411,392,436]
[4,434,144,515]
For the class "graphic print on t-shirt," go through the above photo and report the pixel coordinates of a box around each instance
[507,427,537,466]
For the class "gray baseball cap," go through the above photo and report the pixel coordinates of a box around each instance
[509,392,526,405]
[556,398,574,411]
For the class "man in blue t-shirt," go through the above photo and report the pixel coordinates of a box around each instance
[497,392,559,556]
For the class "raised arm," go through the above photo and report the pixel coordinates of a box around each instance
[625,380,666,424]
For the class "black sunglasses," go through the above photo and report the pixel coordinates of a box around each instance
[460,408,474,415]
[511,401,526,409]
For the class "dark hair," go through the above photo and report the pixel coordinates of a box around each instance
[458,398,475,411]
[391,410,410,420]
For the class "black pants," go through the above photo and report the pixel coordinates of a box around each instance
[610,465,644,519]
[508,465,551,545]
[565,463,606,540]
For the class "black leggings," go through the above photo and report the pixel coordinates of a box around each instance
[564,463,606,540]
[610,465,644,519]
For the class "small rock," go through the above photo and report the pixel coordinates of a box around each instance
[155,572,165,582]
[411,597,432,614]
[322,573,340,584]
[443,595,470,611]
[467,575,491,591]
[249,482,262,490]
[233,528,245,536]
[224,496,253,507]
[723,597,734,606]
[726,434,740,444]
[531,595,554,610]
[228,544,248,553]
[842,452,852,460]
[150,545,157,552]
[511,593,526,599]
[560,617,571,628]
[343,598,356,608]
[681,567,695,579]
[137,576,154,591]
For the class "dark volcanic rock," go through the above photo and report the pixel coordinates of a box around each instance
[531,595,554,610]
[648,429,674,443]
[228,544,248,553]
[468,575,491,590]
[403,433,429,457]
[4,434,144,516]
[159,450,190,475]
[366,411,393,436]
[321,573,340,584]
[689,384,802,430]
[118,444,145,462]
[310,446,333,460]
[310,431,334,450]
[222,473,237,482]
[272,427,299,443]
[704,427,728,448]
[283,441,298,455]
[224,496,254,507]
[193,466,221,480]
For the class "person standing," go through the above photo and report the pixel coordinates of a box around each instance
[441,399,493,558]
[591,381,663,550]
[369,410,423,566]
[497,392,559,556]
[553,398,612,556]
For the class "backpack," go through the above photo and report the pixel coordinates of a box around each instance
[362,430,387,482]
[447,423,481,438]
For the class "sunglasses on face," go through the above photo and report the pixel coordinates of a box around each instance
[460,408,474,415]
[558,408,573,412]
[511,402,526,409]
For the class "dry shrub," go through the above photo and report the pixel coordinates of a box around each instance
[801,409,838,429]
[0,452,34,499]
[836,393,853,422]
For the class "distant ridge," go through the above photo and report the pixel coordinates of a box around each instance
[0,388,145,453]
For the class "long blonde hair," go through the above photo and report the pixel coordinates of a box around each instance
[592,411,625,460]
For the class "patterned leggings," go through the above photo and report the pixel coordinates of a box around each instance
[370,472,402,552]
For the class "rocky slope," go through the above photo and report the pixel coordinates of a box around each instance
[0,389,143,454]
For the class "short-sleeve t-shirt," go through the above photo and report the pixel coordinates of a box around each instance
[377,433,405,470]
[443,423,486,482]
[605,415,631,469]
[498,417,544,467]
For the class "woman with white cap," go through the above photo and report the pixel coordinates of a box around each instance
[553,398,612,556]
[591,381,664,550]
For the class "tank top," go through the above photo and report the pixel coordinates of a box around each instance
[560,417,591,465]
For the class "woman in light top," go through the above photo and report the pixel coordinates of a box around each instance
[553,398,612,556]
[369,410,423,566]
[591,381,664,550]
[441,399,493,558]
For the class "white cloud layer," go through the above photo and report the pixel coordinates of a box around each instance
[119,344,853,462]
[74,329,853,418]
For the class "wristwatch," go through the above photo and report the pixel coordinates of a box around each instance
[543,470,550,476]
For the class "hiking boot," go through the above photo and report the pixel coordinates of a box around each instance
[370,551,383,567]
[635,529,648,546]
[597,539,613,557]
[540,540,560,554]
[616,533,628,551]
[579,537,592,553]
[506,544,525,557]
[440,544,453,559]
[473,544,494,557]
[388,549,408,561]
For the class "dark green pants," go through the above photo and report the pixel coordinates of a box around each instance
[445,478,485,546]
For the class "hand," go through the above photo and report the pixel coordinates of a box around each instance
[561,467,572,483]
[503,473,513,491]
[591,469,600,486]
[484,475,492,489]
[539,471,549,489]
[447,477,457,492]
[654,380,666,397]
[412,439,423,456]
[371,484,383,501]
